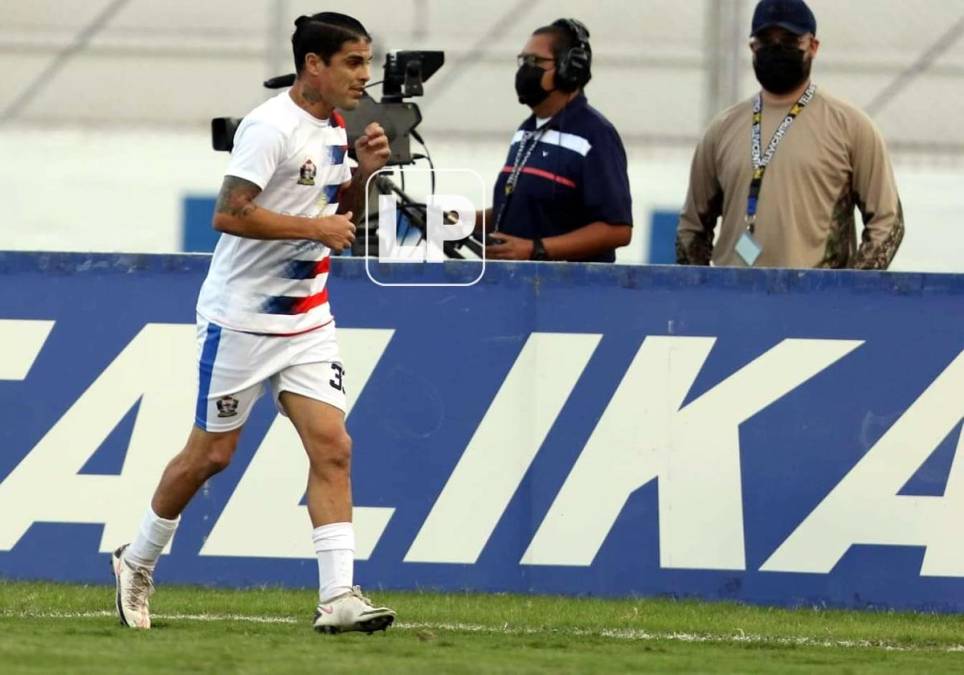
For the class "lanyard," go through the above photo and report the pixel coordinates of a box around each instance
[493,124,550,232]
[746,82,816,234]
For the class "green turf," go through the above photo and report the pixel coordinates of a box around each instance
[1,581,963,673]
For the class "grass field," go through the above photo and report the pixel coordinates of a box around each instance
[2,581,964,673]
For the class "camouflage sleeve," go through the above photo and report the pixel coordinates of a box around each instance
[676,129,723,266]
[854,200,905,270]
[851,113,905,270]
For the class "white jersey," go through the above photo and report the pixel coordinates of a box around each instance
[196,90,352,335]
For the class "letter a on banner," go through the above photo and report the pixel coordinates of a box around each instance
[0,324,194,553]
[762,350,964,576]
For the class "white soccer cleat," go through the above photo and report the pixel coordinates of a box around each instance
[111,544,154,629]
[313,586,396,634]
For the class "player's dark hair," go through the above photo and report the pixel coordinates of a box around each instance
[292,12,371,73]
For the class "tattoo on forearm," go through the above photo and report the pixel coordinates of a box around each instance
[215,176,261,219]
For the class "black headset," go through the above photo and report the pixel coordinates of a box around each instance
[552,18,592,92]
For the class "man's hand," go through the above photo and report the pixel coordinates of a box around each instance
[355,122,391,177]
[314,212,356,253]
[485,233,535,261]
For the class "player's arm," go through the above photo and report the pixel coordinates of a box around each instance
[335,171,367,224]
[337,122,391,222]
[213,176,356,251]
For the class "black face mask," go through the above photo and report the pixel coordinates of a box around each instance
[753,44,812,95]
[515,64,551,107]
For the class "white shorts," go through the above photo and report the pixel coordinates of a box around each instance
[194,315,347,433]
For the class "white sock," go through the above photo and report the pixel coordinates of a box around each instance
[125,507,180,570]
[313,522,355,603]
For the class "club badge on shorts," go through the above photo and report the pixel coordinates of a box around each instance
[216,395,239,418]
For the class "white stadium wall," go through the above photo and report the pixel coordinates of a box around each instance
[0,127,961,271]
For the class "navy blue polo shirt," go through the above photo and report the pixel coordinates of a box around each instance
[492,94,633,263]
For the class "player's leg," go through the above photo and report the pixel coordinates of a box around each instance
[113,318,265,629]
[275,363,395,634]
[112,426,245,629]
[151,425,243,518]
[281,390,353,594]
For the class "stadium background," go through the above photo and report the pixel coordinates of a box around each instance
[3,4,964,670]
[2,0,964,272]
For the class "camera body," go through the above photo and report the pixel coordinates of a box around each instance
[382,50,444,101]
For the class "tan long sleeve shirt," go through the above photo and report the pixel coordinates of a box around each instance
[676,86,904,269]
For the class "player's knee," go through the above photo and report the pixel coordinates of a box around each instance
[198,434,238,476]
[181,426,240,477]
[204,448,233,474]
[308,429,352,474]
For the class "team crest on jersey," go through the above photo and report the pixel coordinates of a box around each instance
[216,395,239,418]
[298,158,317,186]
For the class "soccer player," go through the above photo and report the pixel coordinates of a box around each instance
[111,12,395,634]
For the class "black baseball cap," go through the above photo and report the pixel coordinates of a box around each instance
[751,0,817,37]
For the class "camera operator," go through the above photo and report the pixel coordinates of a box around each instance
[480,19,633,262]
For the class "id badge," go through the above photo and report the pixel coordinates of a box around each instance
[735,230,763,267]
